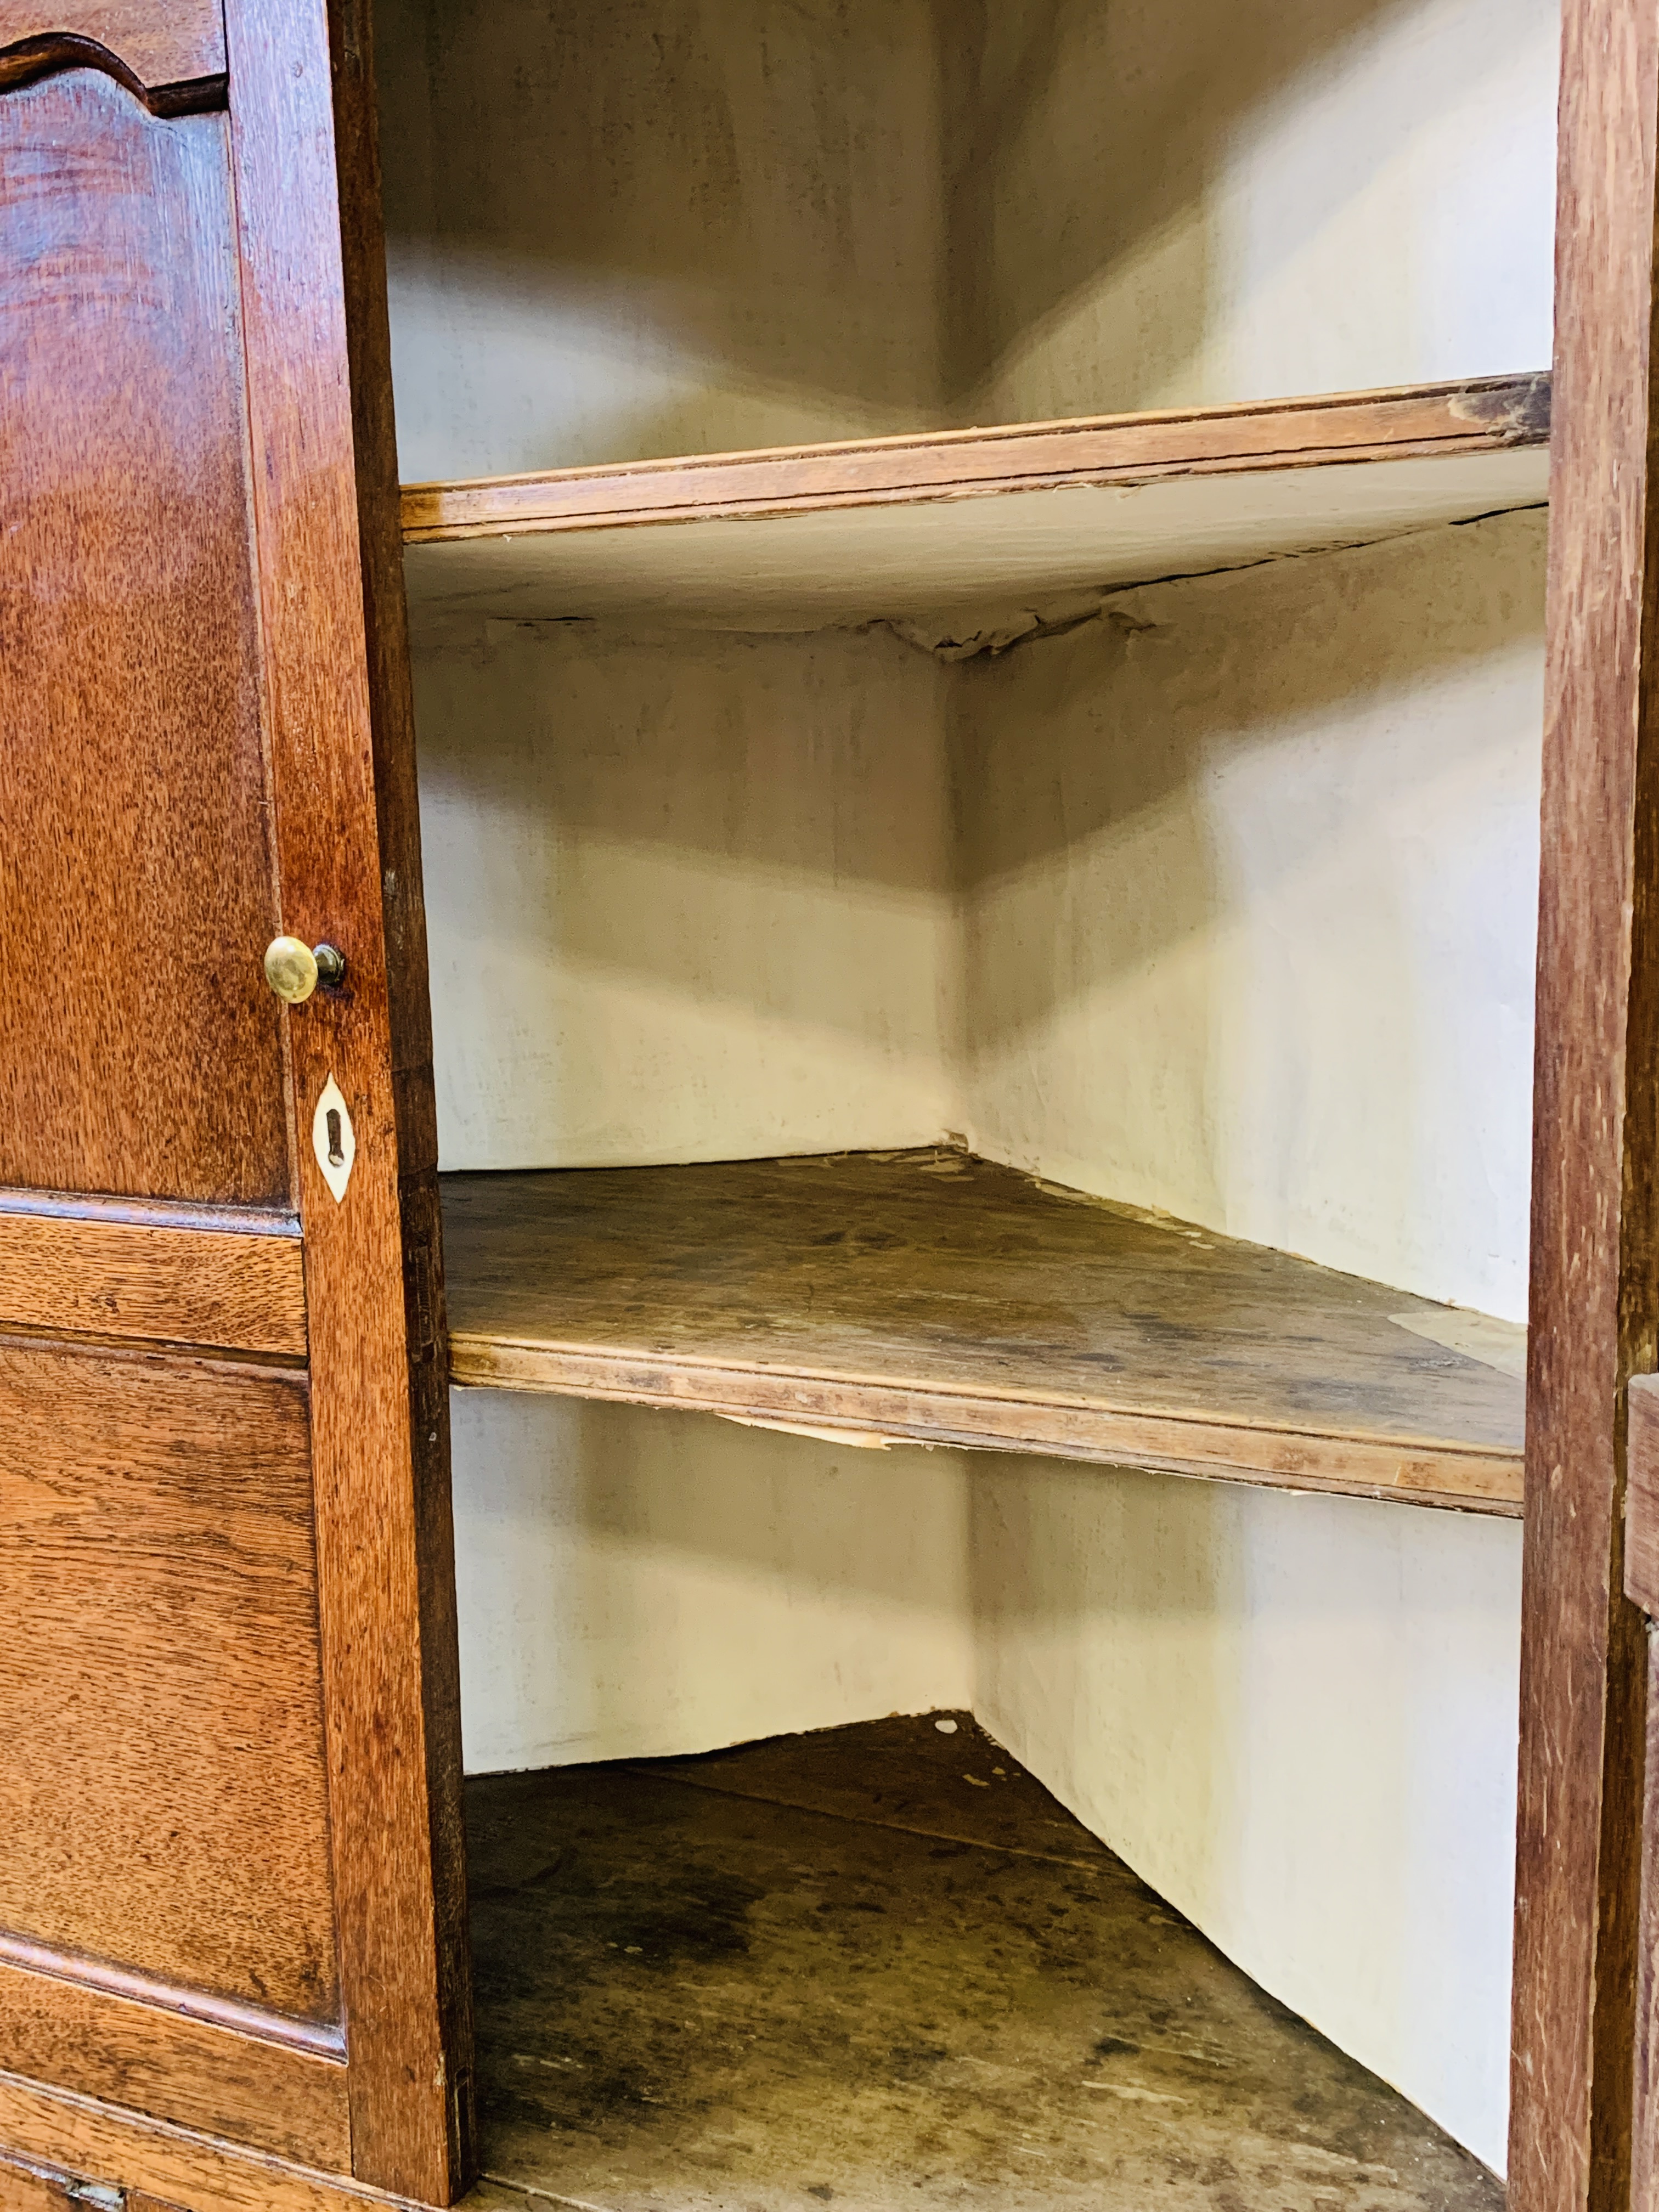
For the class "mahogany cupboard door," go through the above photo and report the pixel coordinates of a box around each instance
[0,0,471,2202]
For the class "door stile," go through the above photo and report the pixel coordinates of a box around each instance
[1510,2,1659,2208]
[222,0,473,2198]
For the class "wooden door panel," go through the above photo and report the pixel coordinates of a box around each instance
[0,69,287,1207]
[0,1338,337,2024]
[0,0,472,2194]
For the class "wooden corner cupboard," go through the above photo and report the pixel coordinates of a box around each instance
[0,0,1655,2207]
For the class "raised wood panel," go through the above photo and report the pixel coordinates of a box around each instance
[0,1205,304,1357]
[0,72,288,1207]
[0,1337,338,2027]
[0,1952,348,2168]
[0,3,227,109]
[442,1153,1526,1515]
[1508,0,1659,2205]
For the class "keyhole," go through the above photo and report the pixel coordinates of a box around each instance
[326,1108,344,1167]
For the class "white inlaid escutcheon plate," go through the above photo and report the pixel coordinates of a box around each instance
[312,1074,356,1203]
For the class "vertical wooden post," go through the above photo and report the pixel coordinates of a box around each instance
[1510,3,1659,2208]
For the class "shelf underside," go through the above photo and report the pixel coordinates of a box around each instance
[441,1150,1525,1515]
[402,376,1550,631]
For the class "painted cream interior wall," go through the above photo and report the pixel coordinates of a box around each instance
[958,510,1547,1321]
[953,0,1559,422]
[451,1395,977,1773]
[377,0,1556,482]
[413,619,957,1168]
[970,1463,1522,2174]
[376,0,951,479]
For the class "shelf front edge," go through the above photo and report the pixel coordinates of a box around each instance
[447,1334,1524,1517]
[402,375,1551,544]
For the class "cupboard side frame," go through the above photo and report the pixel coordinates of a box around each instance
[1510,2,1659,2208]
[222,0,473,2197]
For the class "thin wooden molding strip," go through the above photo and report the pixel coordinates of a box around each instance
[440,1153,1526,1517]
[402,374,1550,544]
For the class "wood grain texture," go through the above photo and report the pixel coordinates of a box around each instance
[442,1152,1525,1514]
[0,73,289,1205]
[0,1337,337,2025]
[224,0,472,2189]
[401,374,1550,540]
[1508,1,1659,2206]
[0,2,225,109]
[0,2073,441,2212]
[0,1952,347,2167]
[0,1207,304,1356]
[326,0,473,2181]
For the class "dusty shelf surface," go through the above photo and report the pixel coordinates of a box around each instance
[402,376,1549,633]
[464,1712,1504,2212]
[441,1149,1525,1514]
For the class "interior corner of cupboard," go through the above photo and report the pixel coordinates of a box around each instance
[415,507,1543,1326]
[374,0,1559,486]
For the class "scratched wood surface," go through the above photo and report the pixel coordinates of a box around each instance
[443,1150,1525,1513]
[401,379,1550,632]
[1508,2,1659,2208]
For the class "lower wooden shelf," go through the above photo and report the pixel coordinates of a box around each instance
[466,1714,1502,2211]
[441,1149,1524,1516]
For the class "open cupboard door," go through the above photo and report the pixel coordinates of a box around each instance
[0,0,471,2203]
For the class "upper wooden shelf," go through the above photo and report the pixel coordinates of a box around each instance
[400,376,1549,631]
[441,1150,1525,1516]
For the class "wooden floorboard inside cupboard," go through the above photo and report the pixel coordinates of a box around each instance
[441,1150,1524,1514]
[465,1713,1502,2212]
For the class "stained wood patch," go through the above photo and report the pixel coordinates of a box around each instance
[402,375,1550,541]
[442,1150,1525,1515]
[469,1715,1503,2212]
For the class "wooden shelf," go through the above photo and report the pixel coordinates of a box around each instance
[441,1150,1525,1516]
[401,376,1549,631]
